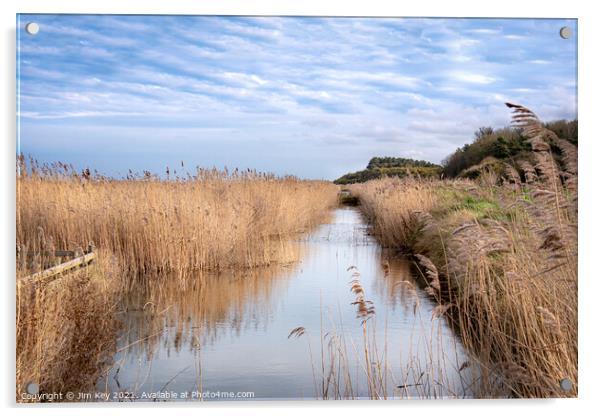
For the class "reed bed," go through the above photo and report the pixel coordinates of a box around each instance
[16,161,337,401]
[17,161,338,286]
[349,104,578,398]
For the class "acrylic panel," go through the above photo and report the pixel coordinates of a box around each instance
[16,15,578,402]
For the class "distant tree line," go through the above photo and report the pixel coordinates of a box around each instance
[441,119,578,177]
[334,157,442,184]
[334,119,577,184]
[366,157,440,170]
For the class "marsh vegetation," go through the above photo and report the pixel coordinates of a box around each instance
[16,166,338,400]
[349,104,578,397]
[16,103,577,400]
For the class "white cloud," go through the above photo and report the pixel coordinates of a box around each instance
[449,71,496,85]
[466,28,502,35]
[320,69,424,90]
[529,59,552,65]
[221,72,269,87]
[504,34,527,40]
[18,16,578,178]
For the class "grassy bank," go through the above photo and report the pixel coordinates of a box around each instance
[16,162,338,400]
[350,106,577,397]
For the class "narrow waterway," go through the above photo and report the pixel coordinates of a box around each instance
[97,207,478,400]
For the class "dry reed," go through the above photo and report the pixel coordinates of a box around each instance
[350,104,577,398]
[16,253,121,402]
[17,161,338,286]
[16,160,338,401]
[289,265,480,399]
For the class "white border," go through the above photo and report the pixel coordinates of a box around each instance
[2,1,600,415]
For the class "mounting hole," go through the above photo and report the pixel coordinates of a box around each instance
[25,381,39,395]
[559,378,573,391]
[559,26,572,39]
[25,22,39,35]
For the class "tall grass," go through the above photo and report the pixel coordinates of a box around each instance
[350,104,577,397]
[17,160,338,286]
[16,160,338,401]
[17,254,121,401]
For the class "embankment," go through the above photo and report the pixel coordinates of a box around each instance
[349,171,577,398]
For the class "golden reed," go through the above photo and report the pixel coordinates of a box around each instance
[16,160,338,401]
[350,104,577,397]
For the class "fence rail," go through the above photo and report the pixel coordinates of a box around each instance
[18,243,96,286]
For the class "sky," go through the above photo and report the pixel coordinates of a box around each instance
[17,15,577,180]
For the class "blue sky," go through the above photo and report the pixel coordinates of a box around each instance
[17,15,577,179]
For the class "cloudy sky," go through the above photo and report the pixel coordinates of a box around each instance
[17,15,577,179]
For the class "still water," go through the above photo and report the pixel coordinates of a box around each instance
[97,207,478,400]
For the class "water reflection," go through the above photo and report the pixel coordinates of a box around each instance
[115,257,301,359]
[98,208,479,400]
[371,254,419,314]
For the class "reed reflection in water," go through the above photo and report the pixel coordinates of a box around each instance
[98,208,480,400]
